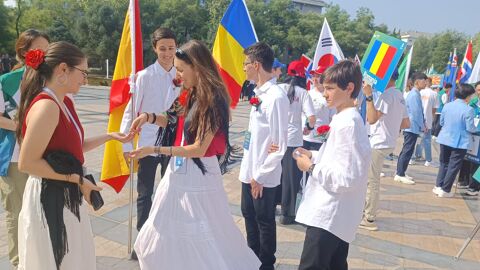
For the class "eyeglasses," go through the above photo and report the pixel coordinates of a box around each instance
[175,48,192,64]
[71,66,89,79]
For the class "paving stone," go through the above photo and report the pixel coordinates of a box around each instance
[0,86,479,269]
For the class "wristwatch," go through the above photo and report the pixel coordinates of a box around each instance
[307,164,316,174]
[365,96,373,102]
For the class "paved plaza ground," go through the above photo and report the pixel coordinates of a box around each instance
[1,86,480,269]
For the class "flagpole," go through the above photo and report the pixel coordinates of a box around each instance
[127,0,136,256]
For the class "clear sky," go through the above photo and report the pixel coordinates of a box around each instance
[329,0,478,36]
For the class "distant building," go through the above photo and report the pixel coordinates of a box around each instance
[292,0,326,13]
[401,31,433,47]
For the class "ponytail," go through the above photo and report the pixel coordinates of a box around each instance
[15,41,85,141]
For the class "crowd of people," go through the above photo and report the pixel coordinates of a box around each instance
[0,27,479,270]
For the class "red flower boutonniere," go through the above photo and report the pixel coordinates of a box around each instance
[315,125,330,142]
[173,78,182,87]
[25,49,45,70]
[249,97,262,111]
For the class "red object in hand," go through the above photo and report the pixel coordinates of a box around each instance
[25,49,46,70]
[249,97,261,106]
[172,78,182,87]
[317,125,330,135]
[178,90,189,106]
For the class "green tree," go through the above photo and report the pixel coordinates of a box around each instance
[204,0,230,46]
[46,20,75,43]
[0,0,15,53]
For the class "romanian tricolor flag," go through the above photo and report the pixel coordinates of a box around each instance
[363,40,398,80]
[212,0,258,107]
[101,0,143,193]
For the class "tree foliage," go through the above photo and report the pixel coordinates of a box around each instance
[0,0,477,74]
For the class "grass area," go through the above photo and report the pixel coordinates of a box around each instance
[88,75,112,87]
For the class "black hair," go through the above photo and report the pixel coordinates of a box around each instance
[454,83,475,99]
[284,76,307,104]
[323,60,362,98]
[243,42,274,72]
[151,27,177,48]
[411,72,428,83]
[445,83,453,89]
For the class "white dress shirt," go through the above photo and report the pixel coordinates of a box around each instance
[120,61,178,153]
[278,84,315,147]
[369,87,408,149]
[303,88,336,144]
[239,78,289,188]
[420,87,438,129]
[296,107,371,243]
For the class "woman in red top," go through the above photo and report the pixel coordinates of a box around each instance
[15,42,132,270]
[128,40,260,269]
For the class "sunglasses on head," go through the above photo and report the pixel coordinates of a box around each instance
[175,48,192,64]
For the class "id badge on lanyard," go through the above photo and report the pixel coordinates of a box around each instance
[174,132,187,174]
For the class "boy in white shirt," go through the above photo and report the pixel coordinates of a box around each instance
[414,77,439,167]
[360,70,410,231]
[120,28,179,255]
[239,42,289,270]
[294,60,371,270]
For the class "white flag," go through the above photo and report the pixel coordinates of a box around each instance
[312,18,344,71]
[467,51,480,84]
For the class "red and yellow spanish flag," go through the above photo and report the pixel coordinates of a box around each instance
[101,0,143,193]
[212,0,258,108]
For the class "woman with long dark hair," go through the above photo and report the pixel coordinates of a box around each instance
[276,60,315,225]
[16,42,132,269]
[0,29,49,268]
[129,40,260,269]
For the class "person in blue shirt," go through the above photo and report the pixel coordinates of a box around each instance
[434,83,476,197]
[395,72,427,185]
[459,81,480,196]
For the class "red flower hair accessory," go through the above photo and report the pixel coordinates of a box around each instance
[25,49,46,70]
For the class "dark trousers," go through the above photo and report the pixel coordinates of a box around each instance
[458,160,480,191]
[303,140,322,151]
[136,155,162,231]
[280,147,303,217]
[396,131,418,176]
[241,183,277,270]
[299,226,349,270]
[436,144,467,192]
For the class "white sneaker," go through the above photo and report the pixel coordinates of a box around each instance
[425,161,439,168]
[437,189,454,198]
[405,175,414,180]
[394,175,415,185]
[432,186,442,195]
[359,218,378,231]
[409,159,416,165]
[455,183,469,189]
[380,172,386,177]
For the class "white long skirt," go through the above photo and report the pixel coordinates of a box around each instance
[134,157,261,270]
[17,175,96,270]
